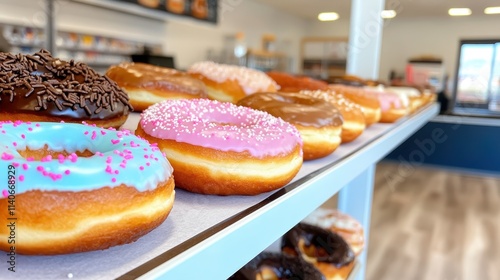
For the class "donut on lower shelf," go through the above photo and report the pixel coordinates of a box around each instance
[0,50,133,129]
[188,61,279,103]
[303,208,365,256]
[136,99,303,195]
[282,223,356,280]
[237,92,343,160]
[106,62,208,111]
[229,252,325,280]
[299,90,366,143]
[0,121,174,255]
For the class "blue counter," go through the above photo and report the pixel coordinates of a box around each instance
[385,115,500,176]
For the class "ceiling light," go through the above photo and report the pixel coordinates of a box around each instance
[381,10,397,19]
[448,8,472,16]
[484,7,500,14]
[318,12,339,21]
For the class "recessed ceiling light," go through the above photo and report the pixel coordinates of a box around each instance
[448,8,472,16]
[484,7,500,14]
[318,12,339,21]
[381,10,397,19]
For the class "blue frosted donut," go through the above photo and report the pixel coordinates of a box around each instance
[0,121,175,255]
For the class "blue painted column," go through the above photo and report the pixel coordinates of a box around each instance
[346,0,385,79]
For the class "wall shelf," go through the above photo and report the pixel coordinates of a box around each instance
[301,37,348,80]
[0,22,162,72]
[8,104,439,280]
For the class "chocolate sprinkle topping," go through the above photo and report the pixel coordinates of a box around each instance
[0,49,132,119]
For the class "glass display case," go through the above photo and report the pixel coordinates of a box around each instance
[451,39,500,116]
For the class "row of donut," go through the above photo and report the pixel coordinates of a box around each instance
[108,60,436,160]
[229,208,364,280]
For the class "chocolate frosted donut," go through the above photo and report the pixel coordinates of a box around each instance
[229,252,325,280]
[237,92,343,160]
[0,49,132,128]
[281,223,355,280]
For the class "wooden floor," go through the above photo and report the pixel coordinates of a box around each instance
[367,162,500,280]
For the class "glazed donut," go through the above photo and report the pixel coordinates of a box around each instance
[136,99,303,195]
[188,61,279,103]
[229,252,325,280]
[282,223,355,280]
[331,75,384,87]
[167,0,185,14]
[138,0,159,8]
[330,75,366,87]
[329,85,381,126]
[300,90,365,143]
[303,208,364,256]
[106,62,207,111]
[384,86,421,113]
[364,86,409,123]
[386,86,435,113]
[237,92,343,160]
[0,121,174,255]
[0,50,132,129]
[266,71,329,92]
[191,0,208,19]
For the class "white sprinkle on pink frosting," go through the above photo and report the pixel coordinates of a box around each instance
[140,99,302,158]
[188,61,279,95]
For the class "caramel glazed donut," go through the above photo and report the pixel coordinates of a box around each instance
[237,92,343,160]
[0,50,132,129]
[106,62,208,111]
[188,61,279,103]
[329,84,382,126]
[136,98,303,195]
[300,90,366,143]
[0,121,174,255]
[282,223,356,280]
[229,252,325,280]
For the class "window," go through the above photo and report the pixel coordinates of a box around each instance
[452,39,500,116]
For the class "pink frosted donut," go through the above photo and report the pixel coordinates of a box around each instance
[364,86,408,123]
[136,98,303,195]
[188,61,279,103]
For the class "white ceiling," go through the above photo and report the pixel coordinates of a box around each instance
[253,0,500,20]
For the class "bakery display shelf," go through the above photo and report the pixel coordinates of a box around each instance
[6,104,439,280]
